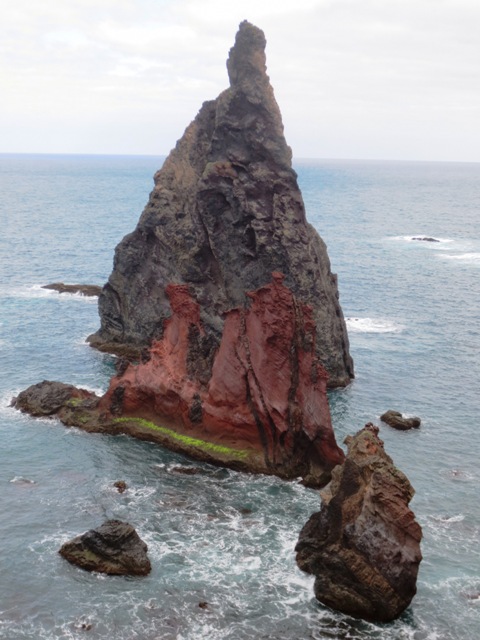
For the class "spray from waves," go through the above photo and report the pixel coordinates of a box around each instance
[388,236,480,263]
[346,317,404,333]
[429,514,465,524]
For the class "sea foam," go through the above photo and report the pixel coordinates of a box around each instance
[346,317,404,333]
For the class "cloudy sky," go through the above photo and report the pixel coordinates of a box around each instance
[2,0,479,161]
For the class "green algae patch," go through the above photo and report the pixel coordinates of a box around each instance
[66,397,82,408]
[112,417,249,461]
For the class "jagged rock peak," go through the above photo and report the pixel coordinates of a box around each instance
[227,21,268,90]
[89,20,354,388]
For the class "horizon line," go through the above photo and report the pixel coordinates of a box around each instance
[0,151,479,165]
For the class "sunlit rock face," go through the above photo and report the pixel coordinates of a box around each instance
[89,20,353,389]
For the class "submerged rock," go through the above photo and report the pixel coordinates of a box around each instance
[59,520,151,576]
[411,236,440,243]
[295,424,422,622]
[88,20,353,389]
[380,410,421,430]
[113,480,128,493]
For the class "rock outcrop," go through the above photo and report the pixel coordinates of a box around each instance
[12,380,96,417]
[43,283,102,297]
[59,520,151,575]
[88,20,353,389]
[295,424,422,622]
[98,272,344,485]
[380,410,421,430]
[15,275,345,486]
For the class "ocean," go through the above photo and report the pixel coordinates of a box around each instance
[0,154,479,639]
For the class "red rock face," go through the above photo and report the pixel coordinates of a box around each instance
[100,273,344,483]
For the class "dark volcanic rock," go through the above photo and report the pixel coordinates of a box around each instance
[381,410,421,430]
[13,380,97,417]
[113,480,128,493]
[295,424,422,622]
[43,282,102,296]
[88,20,353,388]
[411,236,440,243]
[59,520,151,575]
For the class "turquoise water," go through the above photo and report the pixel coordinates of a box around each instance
[0,154,479,639]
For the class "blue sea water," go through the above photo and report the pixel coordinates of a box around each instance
[0,154,479,640]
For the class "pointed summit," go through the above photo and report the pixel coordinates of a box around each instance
[227,21,268,90]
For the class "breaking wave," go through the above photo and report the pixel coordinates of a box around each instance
[346,317,404,333]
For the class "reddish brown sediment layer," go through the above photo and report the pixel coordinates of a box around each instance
[98,273,344,485]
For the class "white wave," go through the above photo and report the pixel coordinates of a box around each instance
[440,252,480,265]
[76,384,106,396]
[0,390,22,411]
[0,284,98,302]
[346,317,404,333]
[9,475,36,485]
[391,235,452,244]
[73,334,95,347]
[430,514,465,524]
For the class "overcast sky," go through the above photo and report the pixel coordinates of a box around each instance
[2,0,479,161]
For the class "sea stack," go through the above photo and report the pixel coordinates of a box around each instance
[295,424,423,621]
[15,21,353,485]
[88,20,353,389]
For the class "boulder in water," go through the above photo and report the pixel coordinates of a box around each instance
[59,520,151,576]
[43,282,102,297]
[13,380,97,417]
[380,410,421,430]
